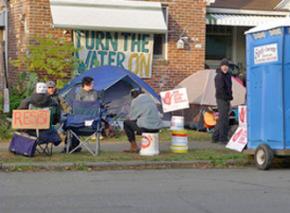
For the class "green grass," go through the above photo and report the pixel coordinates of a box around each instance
[0,129,251,171]
[0,149,247,164]
[104,129,211,143]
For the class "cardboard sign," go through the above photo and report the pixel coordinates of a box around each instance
[12,110,50,130]
[238,105,247,127]
[226,127,247,152]
[160,88,189,113]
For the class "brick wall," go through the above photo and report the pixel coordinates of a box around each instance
[150,0,206,92]
[8,0,206,92]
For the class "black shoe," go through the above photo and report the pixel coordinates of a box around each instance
[211,138,219,143]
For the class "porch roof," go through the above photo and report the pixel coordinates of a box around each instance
[49,0,167,33]
[206,13,288,26]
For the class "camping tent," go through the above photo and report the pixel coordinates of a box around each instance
[60,66,160,118]
[177,69,246,106]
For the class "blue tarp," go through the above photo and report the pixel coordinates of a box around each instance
[60,66,160,118]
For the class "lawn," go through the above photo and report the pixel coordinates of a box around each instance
[0,129,251,171]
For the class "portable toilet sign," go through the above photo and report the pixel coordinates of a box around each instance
[245,20,290,170]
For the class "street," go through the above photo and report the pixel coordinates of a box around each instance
[1,169,290,213]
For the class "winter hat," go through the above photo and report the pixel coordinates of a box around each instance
[36,82,48,94]
[220,58,230,67]
[46,80,56,88]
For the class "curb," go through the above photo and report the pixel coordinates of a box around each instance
[0,159,250,172]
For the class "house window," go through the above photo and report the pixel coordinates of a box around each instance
[153,6,168,59]
[206,25,232,60]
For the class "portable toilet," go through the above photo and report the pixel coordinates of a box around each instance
[245,20,290,170]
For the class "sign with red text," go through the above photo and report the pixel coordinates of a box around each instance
[226,127,247,152]
[239,105,247,127]
[254,43,278,65]
[160,88,189,113]
[12,110,50,130]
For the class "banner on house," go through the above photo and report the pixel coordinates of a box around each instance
[74,31,154,78]
[160,88,189,113]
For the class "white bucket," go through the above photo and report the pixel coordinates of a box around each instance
[170,116,184,130]
[139,133,159,156]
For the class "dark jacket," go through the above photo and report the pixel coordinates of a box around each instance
[18,93,60,125]
[215,68,233,101]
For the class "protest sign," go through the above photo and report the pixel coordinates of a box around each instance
[160,88,189,113]
[12,110,50,130]
[74,31,154,78]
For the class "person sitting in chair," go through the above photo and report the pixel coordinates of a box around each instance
[124,88,163,153]
[75,76,99,102]
[18,82,61,147]
[63,76,100,153]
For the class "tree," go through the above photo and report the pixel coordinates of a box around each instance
[11,35,79,87]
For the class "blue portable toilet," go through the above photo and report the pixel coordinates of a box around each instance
[246,20,290,170]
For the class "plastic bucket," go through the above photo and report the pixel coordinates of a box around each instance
[171,130,188,153]
[170,116,184,130]
[139,133,159,156]
[170,145,188,153]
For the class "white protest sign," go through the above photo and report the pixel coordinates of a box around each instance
[238,105,247,127]
[160,88,189,113]
[226,127,247,152]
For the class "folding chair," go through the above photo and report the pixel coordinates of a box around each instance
[11,109,61,157]
[63,100,104,155]
[36,128,61,156]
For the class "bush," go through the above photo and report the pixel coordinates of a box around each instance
[0,93,13,139]
[10,72,38,111]
[10,35,78,88]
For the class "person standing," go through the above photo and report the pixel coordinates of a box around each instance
[212,59,233,144]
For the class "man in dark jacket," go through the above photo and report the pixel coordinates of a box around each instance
[212,59,233,144]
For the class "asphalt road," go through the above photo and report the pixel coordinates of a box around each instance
[1,169,290,213]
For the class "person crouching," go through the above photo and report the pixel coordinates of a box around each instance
[124,88,163,153]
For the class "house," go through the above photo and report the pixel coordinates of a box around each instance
[206,0,290,73]
[2,0,211,92]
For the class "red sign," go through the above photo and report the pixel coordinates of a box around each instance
[12,110,50,130]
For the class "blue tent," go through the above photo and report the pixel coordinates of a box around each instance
[60,66,160,119]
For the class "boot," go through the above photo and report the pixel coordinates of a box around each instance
[124,141,139,153]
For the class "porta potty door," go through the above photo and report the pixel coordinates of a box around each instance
[246,29,284,150]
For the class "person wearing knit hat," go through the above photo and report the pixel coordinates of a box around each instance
[18,82,60,125]
[212,58,233,144]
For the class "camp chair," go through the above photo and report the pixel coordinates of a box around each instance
[11,109,61,157]
[63,100,104,155]
[28,104,61,156]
